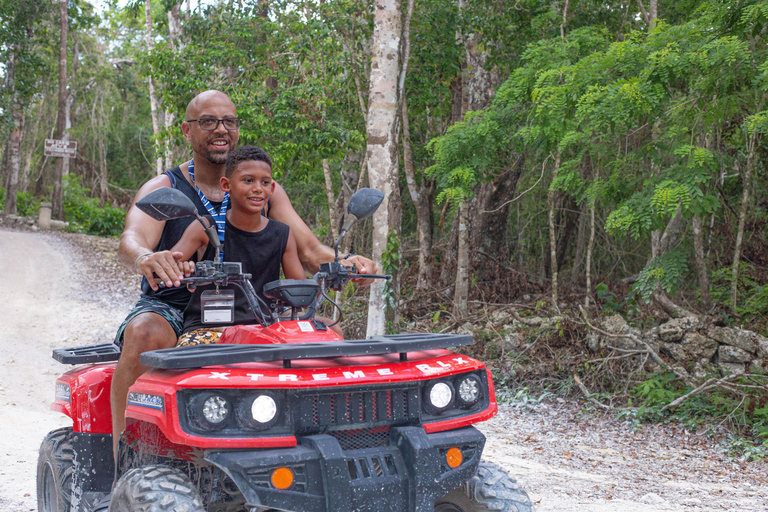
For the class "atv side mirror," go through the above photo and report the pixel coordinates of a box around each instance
[136,187,222,257]
[136,188,198,221]
[335,188,385,261]
[346,188,384,223]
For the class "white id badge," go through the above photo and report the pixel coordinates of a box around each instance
[201,289,236,324]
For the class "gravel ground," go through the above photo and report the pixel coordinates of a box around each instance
[481,402,768,511]
[1,226,766,512]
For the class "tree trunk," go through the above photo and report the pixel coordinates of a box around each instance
[452,0,494,319]
[98,92,109,203]
[453,200,470,319]
[470,154,525,283]
[402,94,433,290]
[365,0,402,337]
[585,202,596,308]
[145,0,162,176]
[636,0,659,29]
[571,202,587,283]
[548,153,561,308]
[322,159,339,241]
[52,0,69,220]
[4,98,25,216]
[2,44,23,216]
[61,40,79,183]
[731,133,758,312]
[692,215,711,308]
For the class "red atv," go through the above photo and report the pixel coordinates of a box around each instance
[38,188,533,512]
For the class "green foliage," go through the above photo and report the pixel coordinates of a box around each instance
[711,263,768,324]
[381,229,400,314]
[63,176,125,237]
[629,371,768,455]
[0,189,40,217]
[633,249,689,301]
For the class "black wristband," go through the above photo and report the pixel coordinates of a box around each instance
[341,253,357,260]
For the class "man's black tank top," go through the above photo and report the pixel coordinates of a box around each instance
[182,218,290,333]
[140,166,211,309]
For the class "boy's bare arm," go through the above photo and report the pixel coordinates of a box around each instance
[281,231,306,280]
[169,222,209,274]
[269,182,378,282]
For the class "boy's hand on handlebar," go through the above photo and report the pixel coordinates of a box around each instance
[342,255,378,287]
[138,250,187,290]
[178,260,195,278]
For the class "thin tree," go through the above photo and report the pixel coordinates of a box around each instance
[731,132,759,312]
[145,0,162,175]
[52,0,69,220]
[365,0,402,337]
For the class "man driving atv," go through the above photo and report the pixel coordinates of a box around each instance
[113,90,377,457]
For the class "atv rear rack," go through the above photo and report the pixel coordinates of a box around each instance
[140,333,472,369]
[52,343,122,364]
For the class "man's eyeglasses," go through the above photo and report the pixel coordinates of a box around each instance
[186,118,243,131]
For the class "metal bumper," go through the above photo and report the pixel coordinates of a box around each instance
[205,426,486,512]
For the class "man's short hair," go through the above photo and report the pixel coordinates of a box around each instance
[225,145,273,177]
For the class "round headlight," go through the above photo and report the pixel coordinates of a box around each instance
[188,392,231,431]
[455,374,482,407]
[251,395,277,424]
[424,381,454,415]
[236,392,280,430]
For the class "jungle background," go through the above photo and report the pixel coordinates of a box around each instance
[2,0,768,457]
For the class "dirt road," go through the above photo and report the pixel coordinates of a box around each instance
[0,228,765,512]
[0,229,138,512]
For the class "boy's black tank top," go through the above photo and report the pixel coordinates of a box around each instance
[182,218,290,333]
[140,166,210,309]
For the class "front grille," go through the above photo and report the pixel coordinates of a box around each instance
[291,386,420,432]
[329,426,390,450]
[346,453,398,480]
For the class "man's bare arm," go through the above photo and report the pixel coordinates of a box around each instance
[268,182,378,282]
[118,174,186,290]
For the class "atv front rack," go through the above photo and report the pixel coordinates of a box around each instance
[140,333,472,369]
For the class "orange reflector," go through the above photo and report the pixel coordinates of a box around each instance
[446,447,463,469]
[271,467,294,489]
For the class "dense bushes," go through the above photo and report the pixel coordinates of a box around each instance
[62,176,125,237]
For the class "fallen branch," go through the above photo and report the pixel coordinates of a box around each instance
[660,374,740,412]
[661,373,768,412]
[573,373,612,409]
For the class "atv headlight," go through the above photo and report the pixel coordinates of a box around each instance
[189,392,231,431]
[455,374,482,408]
[423,381,454,415]
[55,382,71,403]
[236,392,280,430]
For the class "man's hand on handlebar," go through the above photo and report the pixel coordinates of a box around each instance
[137,250,190,290]
[341,254,378,287]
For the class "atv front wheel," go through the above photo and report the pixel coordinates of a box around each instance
[435,460,533,512]
[37,427,75,512]
[109,464,205,512]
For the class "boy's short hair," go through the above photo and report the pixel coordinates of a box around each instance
[225,145,273,177]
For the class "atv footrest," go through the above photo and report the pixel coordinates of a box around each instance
[53,343,121,364]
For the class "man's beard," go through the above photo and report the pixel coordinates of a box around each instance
[203,148,229,165]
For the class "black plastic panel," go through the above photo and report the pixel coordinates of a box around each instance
[263,279,321,307]
[140,333,472,369]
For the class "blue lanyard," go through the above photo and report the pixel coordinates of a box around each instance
[187,159,228,248]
